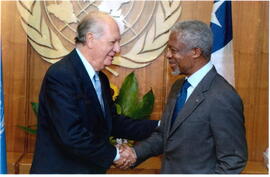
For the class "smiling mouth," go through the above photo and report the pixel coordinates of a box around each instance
[109,53,116,57]
[107,55,114,61]
[168,60,176,65]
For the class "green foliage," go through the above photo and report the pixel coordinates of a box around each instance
[17,102,38,134]
[17,125,37,135]
[115,72,155,119]
[110,72,155,146]
[31,102,39,117]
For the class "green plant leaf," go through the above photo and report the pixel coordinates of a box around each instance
[115,72,138,117]
[115,72,155,119]
[115,104,122,115]
[17,125,37,135]
[109,136,117,145]
[17,102,39,135]
[31,102,39,117]
[130,89,155,119]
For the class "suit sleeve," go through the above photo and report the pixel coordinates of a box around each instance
[111,115,158,141]
[41,70,116,169]
[132,118,164,166]
[131,79,181,166]
[210,89,248,173]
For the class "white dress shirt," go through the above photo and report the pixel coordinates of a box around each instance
[76,48,96,88]
[186,61,213,102]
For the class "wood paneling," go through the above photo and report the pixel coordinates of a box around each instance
[233,1,269,162]
[2,1,268,174]
[2,1,28,153]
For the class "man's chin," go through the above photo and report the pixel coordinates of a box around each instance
[104,59,113,66]
[171,67,181,76]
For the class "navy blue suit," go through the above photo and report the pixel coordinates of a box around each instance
[30,49,158,174]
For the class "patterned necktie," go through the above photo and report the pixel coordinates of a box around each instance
[94,73,105,114]
[171,79,191,125]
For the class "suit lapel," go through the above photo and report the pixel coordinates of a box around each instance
[169,67,218,136]
[169,89,205,135]
[69,49,105,119]
[99,74,112,131]
[164,79,184,139]
[160,79,184,137]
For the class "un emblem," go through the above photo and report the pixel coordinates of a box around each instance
[17,0,181,76]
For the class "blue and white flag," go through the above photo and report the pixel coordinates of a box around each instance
[210,0,235,86]
[0,41,7,174]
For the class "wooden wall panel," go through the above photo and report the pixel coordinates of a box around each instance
[2,1,28,153]
[26,48,51,153]
[1,0,268,173]
[233,1,269,162]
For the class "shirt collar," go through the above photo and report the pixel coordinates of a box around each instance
[186,61,213,88]
[76,48,96,80]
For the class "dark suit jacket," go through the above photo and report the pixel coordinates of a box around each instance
[30,49,158,174]
[134,67,247,174]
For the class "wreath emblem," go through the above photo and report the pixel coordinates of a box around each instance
[17,0,181,76]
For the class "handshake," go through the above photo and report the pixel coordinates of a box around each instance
[113,144,137,169]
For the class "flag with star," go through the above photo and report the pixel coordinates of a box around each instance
[210,0,235,86]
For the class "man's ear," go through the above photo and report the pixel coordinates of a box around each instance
[85,32,94,48]
[192,48,202,58]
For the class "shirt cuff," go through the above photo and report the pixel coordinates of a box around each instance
[113,147,120,161]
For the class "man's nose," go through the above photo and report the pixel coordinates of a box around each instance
[114,42,121,53]
[165,48,172,59]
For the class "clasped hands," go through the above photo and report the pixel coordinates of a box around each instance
[114,144,137,169]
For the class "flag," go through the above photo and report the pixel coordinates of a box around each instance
[210,0,235,86]
[0,41,7,174]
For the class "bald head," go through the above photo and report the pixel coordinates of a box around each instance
[75,11,119,44]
